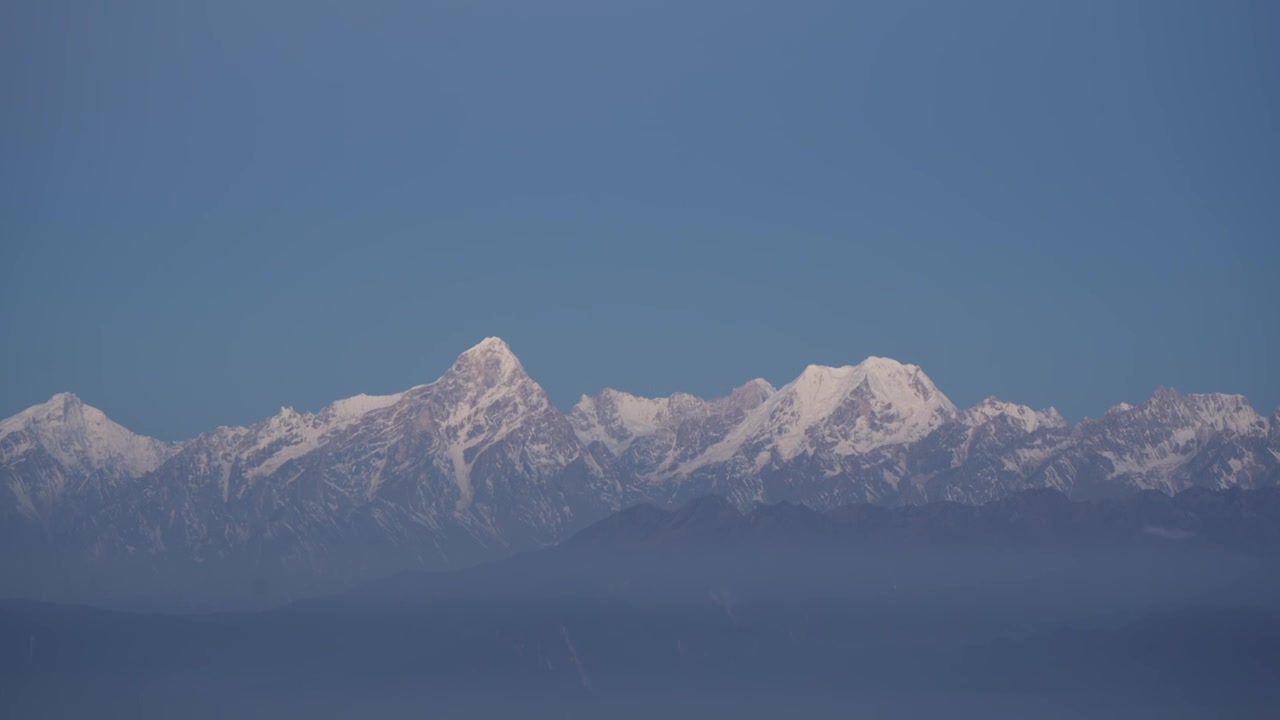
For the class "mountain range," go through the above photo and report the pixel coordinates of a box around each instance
[2,336,1278,608]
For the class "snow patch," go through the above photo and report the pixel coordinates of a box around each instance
[246,392,403,479]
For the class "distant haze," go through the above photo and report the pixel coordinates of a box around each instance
[1,0,1276,439]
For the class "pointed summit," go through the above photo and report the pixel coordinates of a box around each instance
[726,378,776,411]
[447,336,527,388]
[1,392,87,438]
[44,391,82,409]
[0,392,180,486]
[462,336,515,356]
[0,393,84,432]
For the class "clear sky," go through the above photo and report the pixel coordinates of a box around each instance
[2,0,1277,440]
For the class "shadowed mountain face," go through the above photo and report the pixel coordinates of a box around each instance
[2,338,1277,609]
[4,488,1280,720]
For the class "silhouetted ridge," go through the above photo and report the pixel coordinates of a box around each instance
[566,503,673,546]
[565,486,1280,554]
[669,494,742,531]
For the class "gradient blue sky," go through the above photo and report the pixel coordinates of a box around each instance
[2,0,1277,440]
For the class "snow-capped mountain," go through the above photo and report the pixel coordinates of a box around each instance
[571,360,1276,509]
[2,337,1276,609]
[65,338,613,606]
[576,357,972,507]
[959,397,1068,435]
[0,393,180,524]
[1036,387,1274,498]
[569,378,776,492]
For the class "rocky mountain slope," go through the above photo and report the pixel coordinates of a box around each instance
[2,337,1277,608]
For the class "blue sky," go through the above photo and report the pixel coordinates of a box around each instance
[2,0,1277,439]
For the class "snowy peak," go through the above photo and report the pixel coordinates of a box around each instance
[962,397,1068,433]
[727,378,776,409]
[445,336,527,389]
[569,389,670,454]
[0,392,179,479]
[669,357,959,475]
[148,337,573,507]
[789,357,955,414]
[1051,387,1275,496]
[0,392,84,434]
[430,337,553,424]
[568,379,778,457]
[1168,392,1265,435]
[1111,388,1266,436]
[405,337,588,511]
[762,356,957,457]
